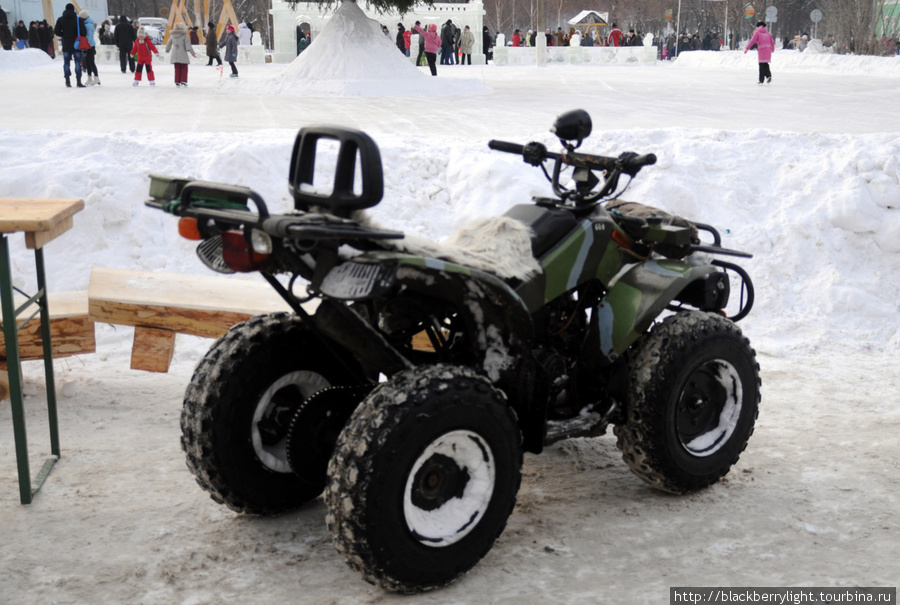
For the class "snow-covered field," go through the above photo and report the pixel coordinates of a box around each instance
[1,11,899,602]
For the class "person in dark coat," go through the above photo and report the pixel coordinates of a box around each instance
[15,20,28,48]
[38,20,54,57]
[114,15,136,73]
[395,23,405,54]
[53,3,87,87]
[0,22,13,50]
[440,19,454,64]
[206,21,222,66]
[482,25,493,62]
[28,21,39,49]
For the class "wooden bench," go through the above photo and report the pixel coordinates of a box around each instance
[87,267,297,373]
[0,290,96,400]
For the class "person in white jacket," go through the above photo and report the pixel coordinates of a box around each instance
[238,21,251,46]
[166,22,197,87]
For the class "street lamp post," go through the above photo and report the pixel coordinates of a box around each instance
[675,0,682,57]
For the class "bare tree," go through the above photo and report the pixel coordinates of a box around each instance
[813,0,880,53]
[484,0,516,36]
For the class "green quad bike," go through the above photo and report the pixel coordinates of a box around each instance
[147,109,760,593]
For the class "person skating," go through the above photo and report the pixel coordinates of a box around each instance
[131,26,160,86]
[79,10,100,86]
[745,21,775,84]
[166,22,197,87]
[218,23,239,77]
[53,3,87,88]
[413,22,440,76]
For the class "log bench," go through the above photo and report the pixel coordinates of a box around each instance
[87,267,296,373]
[0,290,96,400]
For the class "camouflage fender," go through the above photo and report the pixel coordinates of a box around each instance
[393,258,533,383]
[587,259,720,365]
[393,259,548,452]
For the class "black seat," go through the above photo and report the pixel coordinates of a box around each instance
[503,204,579,259]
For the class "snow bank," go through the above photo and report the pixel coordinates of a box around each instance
[0,48,53,73]
[674,49,900,77]
[254,0,489,97]
[2,124,898,356]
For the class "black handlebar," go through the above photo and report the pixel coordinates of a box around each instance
[489,140,655,174]
[488,140,526,155]
[488,138,657,203]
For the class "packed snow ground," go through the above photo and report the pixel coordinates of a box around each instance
[0,24,899,604]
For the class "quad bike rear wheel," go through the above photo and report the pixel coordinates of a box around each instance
[615,311,760,494]
[181,312,361,515]
[325,365,523,593]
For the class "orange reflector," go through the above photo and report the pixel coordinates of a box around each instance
[178,217,202,240]
[611,229,632,249]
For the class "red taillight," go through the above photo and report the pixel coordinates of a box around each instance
[178,217,201,240]
[221,230,269,272]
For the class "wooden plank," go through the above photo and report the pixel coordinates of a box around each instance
[0,291,96,361]
[25,216,74,250]
[131,327,176,373]
[0,199,84,235]
[88,267,295,339]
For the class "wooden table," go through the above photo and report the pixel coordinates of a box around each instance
[0,198,84,504]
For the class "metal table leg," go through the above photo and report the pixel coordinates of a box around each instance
[0,235,59,504]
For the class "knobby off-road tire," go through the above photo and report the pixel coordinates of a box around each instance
[615,311,761,494]
[325,365,523,593]
[181,312,356,515]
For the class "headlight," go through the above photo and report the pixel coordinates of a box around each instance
[250,229,273,254]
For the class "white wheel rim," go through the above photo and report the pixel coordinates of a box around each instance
[251,370,330,473]
[679,359,743,457]
[403,430,496,547]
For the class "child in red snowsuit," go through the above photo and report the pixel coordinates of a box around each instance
[131,27,160,86]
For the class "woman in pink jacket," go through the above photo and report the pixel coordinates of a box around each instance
[414,22,441,76]
[744,21,775,84]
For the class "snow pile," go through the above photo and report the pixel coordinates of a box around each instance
[2,124,899,356]
[0,48,53,73]
[674,48,900,77]
[1,49,899,358]
[256,0,490,97]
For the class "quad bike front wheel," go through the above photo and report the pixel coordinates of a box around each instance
[181,312,362,515]
[615,311,761,494]
[325,365,523,593]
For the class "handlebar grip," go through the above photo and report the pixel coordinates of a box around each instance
[636,153,657,166]
[488,140,526,155]
[619,152,657,176]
